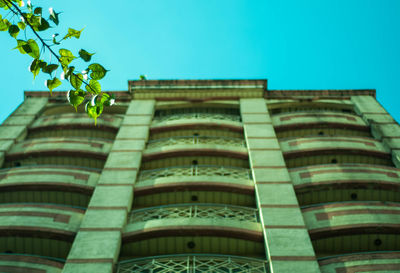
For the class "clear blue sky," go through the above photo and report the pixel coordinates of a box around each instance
[0,0,399,122]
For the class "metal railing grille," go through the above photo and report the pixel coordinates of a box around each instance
[117,254,268,273]
[146,136,246,149]
[138,165,252,181]
[129,204,259,223]
[152,112,241,124]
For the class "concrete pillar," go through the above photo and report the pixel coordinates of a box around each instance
[63,100,155,273]
[0,98,48,166]
[240,98,320,273]
[352,96,400,168]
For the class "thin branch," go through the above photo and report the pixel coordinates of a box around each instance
[4,0,96,93]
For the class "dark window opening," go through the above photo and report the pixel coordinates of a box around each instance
[187,241,196,249]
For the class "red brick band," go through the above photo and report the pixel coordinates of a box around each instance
[270,256,316,261]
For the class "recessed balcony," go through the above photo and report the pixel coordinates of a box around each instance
[0,166,99,206]
[28,113,122,140]
[318,251,400,273]
[302,201,400,257]
[267,100,355,115]
[142,136,247,163]
[151,112,242,134]
[134,165,254,207]
[0,254,64,273]
[290,164,400,205]
[121,203,263,258]
[0,203,84,259]
[3,137,112,169]
[280,136,392,168]
[272,111,370,138]
[117,254,268,273]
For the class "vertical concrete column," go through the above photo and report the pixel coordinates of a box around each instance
[0,98,48,166]
[352,96,400,167]
[63,100,155,273]
[240,98,320,273]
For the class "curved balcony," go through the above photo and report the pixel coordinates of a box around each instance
[0,203,84,259]
[142,136,247,163]
[0,166,99,206]
[280,136,392,168]
[0,254,64,273]
[268,100,355,115]
[272,111,370,138]
[151,112,243,134]
[134,165,254,207]
[318,251,400,273]
[290,164,400,205]
[117,254,267,273]
[28,113,122,140]
[129,203,259,223]
[302,202,400,257]
[122,204,263,258]
[4,137,112,169]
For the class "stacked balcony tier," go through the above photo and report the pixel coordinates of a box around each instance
[0,203,84,259]
[28,113,123,140]
[271,100,400,272]
[0,254,64,273]
[124,106,264,268]
[0,166,99,206]
[318,252,400,273]
[290,164,400,205]
[280,136,392,168]
[273,111,370,138]
[303,201,400,258]
[3,137,112,169]
[121,204,263,259]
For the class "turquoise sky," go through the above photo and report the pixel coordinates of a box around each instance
[0,0,399,122]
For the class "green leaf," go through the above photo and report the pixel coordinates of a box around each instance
[68,89,86,111]
[8,24,19,38]
[42,64,59,74]
[88,63,107,80]
[17,21,26,30]
[64,66,75,80]
[59,49,75,66]
[85,79,101,94]
[0,17,10,31]
[49,8,60,25]
[45,77,62,94]
[37,18,50,31]
[102,93,115,106]
[26,14,50,31]
[63,28,83,40]
[79,49,94,62]
[34,7,42,15]
[139,75,147,80]
[29,59,41,79]
[70,73,84,90]
[85,98,103,124]
[14,40,27,54]
[24,39,40,59]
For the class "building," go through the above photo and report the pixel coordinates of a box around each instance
[0,79,399,273]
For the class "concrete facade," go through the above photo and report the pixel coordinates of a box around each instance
[0,79,399,272]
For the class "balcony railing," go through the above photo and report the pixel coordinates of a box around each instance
[146,136,246,149]
[129,203,259,223]
[117,254,268,273]
[137,165,252,181]
[152,112,241,124]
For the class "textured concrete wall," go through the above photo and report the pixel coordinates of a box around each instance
[352,96,400,167]
[62,100,155,273]
[0,98,48,167]
[240,98,321,273]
